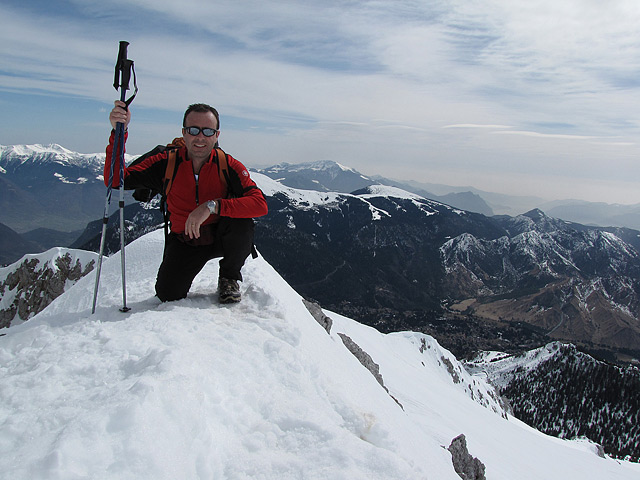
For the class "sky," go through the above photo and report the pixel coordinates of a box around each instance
[1,0,639,204]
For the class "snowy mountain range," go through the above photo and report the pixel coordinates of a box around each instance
[257,159,640,227]
[0,144,136,237]
[2,229,639,479]
[257,160,495,216]
[4,157,636,363]
[247,179,640,361]
[3,143,639,255]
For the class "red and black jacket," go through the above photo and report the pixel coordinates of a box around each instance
[105,131,268,234]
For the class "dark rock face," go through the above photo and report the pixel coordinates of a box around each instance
[448,434,486,480]
[1,251,96,328]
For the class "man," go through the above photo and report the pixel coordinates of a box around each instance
[106,101,268,303]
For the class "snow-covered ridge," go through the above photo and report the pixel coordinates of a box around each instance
[261,159,363,175]
[0,143,105,168]
[464,342,565,389]
[253,172,343,207]
[6,143,78,157]
[1,231,639,479]
[0,144,136,170]
[254,172,448,220]
[357,184,424,201]
[0,247,97,326]
[254,173,391,221]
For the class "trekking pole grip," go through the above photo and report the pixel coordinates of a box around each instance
[113,41,130,91]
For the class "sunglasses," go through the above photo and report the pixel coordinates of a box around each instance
[184,126,218,137]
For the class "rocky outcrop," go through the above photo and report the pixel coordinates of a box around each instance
[338,333,385,388]
[448,434,486,480]
[302,298,332,334]
[0,251,95,328]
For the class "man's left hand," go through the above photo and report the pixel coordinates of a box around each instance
[185,204,211,239]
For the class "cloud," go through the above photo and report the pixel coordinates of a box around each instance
[491,130,595,141]
[443,124,512,130]
[1,1,640,203]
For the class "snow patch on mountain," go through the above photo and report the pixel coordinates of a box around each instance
[358,184,424,201]
[261,160,363,177]
[255,173,342,207]
[0,144,135,172]
[53,172,89,184]
[0,143,103,168]
[464,342,563,390]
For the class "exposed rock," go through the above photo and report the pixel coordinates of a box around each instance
[0,252,95,328]
[302,298,332,334]
[441,356,462,384]
[338,333,385,389]
[448,434,486,480]
[337,332,404,409]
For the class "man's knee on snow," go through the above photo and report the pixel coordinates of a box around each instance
[155,280,189,302]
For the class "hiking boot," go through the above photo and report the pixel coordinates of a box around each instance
[219,277,241,304]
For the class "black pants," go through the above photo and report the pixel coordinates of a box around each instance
[155,217,255,302]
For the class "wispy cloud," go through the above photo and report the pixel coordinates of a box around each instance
[491,130,596,141]
[1,0,640,203]
[443,124,512,130]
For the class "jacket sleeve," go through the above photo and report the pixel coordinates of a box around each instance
[105,131,167,192]
[104,130,127,188]
[219,155,268,219]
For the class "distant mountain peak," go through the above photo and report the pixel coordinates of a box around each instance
[264,159,363,175]
[351,184,424,201]
[523,208,547,219]
[257,159,376,193]
[307,159,360,173]
[0,143,106,169]
[2,143,72,157]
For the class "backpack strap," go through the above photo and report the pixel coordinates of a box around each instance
[160,147,180,237]
[215,148,230,198]
[215,147,246,199]
[162,148,179,196]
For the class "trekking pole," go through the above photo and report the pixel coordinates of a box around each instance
[92,41,138,314]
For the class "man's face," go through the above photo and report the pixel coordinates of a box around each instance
[182,110,219,162]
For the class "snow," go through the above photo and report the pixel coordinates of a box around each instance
[357,184,423,201]
[53,172,89,184]
[464,343,565,390]
[0,247,98,323]
[253,173,342,209]
[0,144,134,170]
[265,160,359,175]
[252,174,397,222]
[1,230,639,479]
[252,173,452,223]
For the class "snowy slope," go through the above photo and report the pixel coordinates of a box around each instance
[0,143,134,171]
[0,247,97,326]
[1,230,639,479]
[463,344,563,389]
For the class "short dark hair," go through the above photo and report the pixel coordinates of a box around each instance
[183,103,220,129]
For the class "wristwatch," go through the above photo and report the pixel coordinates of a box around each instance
[206,199,218,215]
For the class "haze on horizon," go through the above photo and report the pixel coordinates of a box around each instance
[1,0,639,205]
